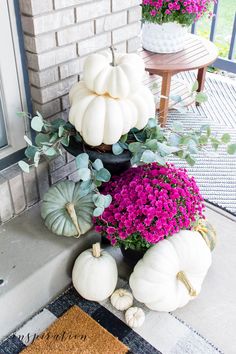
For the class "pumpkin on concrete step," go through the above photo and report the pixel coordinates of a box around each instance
[194,218,217,251]
[129,230,212,312]
[83,47,145,99]
[41,180,95,237]
[69,81,155,146]
[111,288,133,311]
[72,242,118,301]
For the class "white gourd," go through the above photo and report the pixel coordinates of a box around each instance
[69,81,155,146]
[83,48,145,99]
[110,289,133,311]
[125,307,145,328]
[72,243,118,301]
[129,230,212,312]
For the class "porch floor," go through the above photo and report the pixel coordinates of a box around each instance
[145,70,236,216]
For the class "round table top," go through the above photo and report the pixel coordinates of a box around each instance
[141,34,218,73]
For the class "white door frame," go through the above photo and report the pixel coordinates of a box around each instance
[0,0,28,159]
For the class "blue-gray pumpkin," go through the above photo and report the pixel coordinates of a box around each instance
[41,181,95,237]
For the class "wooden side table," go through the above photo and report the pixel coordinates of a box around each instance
[141,34,218,126]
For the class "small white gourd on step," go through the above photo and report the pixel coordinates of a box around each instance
[125,307,145,328]
[129,230,212,312]
[110,289,133,311]
[72,243,118,302]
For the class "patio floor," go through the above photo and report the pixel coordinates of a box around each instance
[144,69,236,216]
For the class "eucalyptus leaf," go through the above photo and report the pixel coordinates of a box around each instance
[25,145,38,160]
[141,150,157,163]
[96,168,111,182]
[42,146,58,156]
[35,133,50,146]
[191,80,199,92]
[92,159,103,171]
[112,143,124,155]
[34,151,41,167]
[93,194,106,207]
[120,133,128,143]
[185,154,196,166]
[61,135,70,147]
[58,126,65,138]
[221,133,230,144]
[172,121,184,132]
[155,154,166,165]
[227,144,236,155]
[187,139,199,154]
[24,135,32,146]
[104,194,112,208]
[51,118,66,129]
[31,115,44,132]
[145,139,158,151]
[147,118,157,128]
[128,142,142,153]
[168,133,181,146]
[93,207,105,217]
[170,95,182,103]
[77,167,91,181]
[76,153,89,169]
[18,160,30,173]
[157,142,180,156]
[195,92,208,103]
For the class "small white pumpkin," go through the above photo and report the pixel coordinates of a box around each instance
[129,230,212,312]
[83,48,145,99]
[72,243,118,301]
[110,289,133,311]
[69,81,155,146]
[125,307,145,328]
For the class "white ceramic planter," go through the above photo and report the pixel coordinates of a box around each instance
[142,22,188,53]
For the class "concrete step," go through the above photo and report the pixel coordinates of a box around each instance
[0,204,100,340]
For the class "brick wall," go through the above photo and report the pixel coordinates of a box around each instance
[0,0,142,224]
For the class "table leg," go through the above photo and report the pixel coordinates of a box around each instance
[196,67,207,106]
[159,72,172,127]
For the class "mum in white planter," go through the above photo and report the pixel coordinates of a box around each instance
[142,0,215,53]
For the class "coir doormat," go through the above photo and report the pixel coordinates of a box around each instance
[20,305,129,354]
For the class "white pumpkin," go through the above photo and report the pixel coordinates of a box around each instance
[129,231,212,312]
[83,48,145,99]
[69,81,155,146]
[125,307,145,328]
[110,289,133,311]
[72,243,118,301]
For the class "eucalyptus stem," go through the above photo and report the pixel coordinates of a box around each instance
[110,46,116,66]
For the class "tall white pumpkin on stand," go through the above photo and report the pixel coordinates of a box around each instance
[68,47,155,147]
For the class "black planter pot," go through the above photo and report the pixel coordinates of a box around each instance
[64,136,131,176]
[120,245,146,268]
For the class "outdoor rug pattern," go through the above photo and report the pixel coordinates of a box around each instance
[0,281,223,354]
[167,112,236,216]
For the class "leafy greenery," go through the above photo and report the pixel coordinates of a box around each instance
[18,81,235,217]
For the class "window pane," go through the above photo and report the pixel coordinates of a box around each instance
[0,95,7,149]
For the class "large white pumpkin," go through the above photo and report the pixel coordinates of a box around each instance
[72,243,118,301]
[83,49,145,99]
[69,81,155,146]
[129,231,212,312]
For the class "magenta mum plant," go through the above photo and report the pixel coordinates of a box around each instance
[95,163,205,250]
[142,0,215,26]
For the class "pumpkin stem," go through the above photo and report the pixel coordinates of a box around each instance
[194,220,216,251]
[109,46,116,66]
[65,202,81,237]
[92,242,101,258]
[176,271,197,297]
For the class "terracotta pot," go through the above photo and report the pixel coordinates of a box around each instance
[142,22,189,53]
[64,136,131,176]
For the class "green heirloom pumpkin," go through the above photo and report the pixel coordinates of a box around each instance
[194,219,217,251]
[41,181,95,237]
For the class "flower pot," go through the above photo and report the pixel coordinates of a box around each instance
[64,136,132,176]
[120,245,146,268]
[142,22,188,53]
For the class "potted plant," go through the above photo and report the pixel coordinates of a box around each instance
[142,0,215,53]
[18,49,235,258]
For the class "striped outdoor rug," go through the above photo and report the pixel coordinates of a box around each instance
[0,281,223,354]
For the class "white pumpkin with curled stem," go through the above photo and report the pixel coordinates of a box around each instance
[72,243,118,301]
[83,47,145,99]
[129,230,212,312]
[69,81,155,146]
